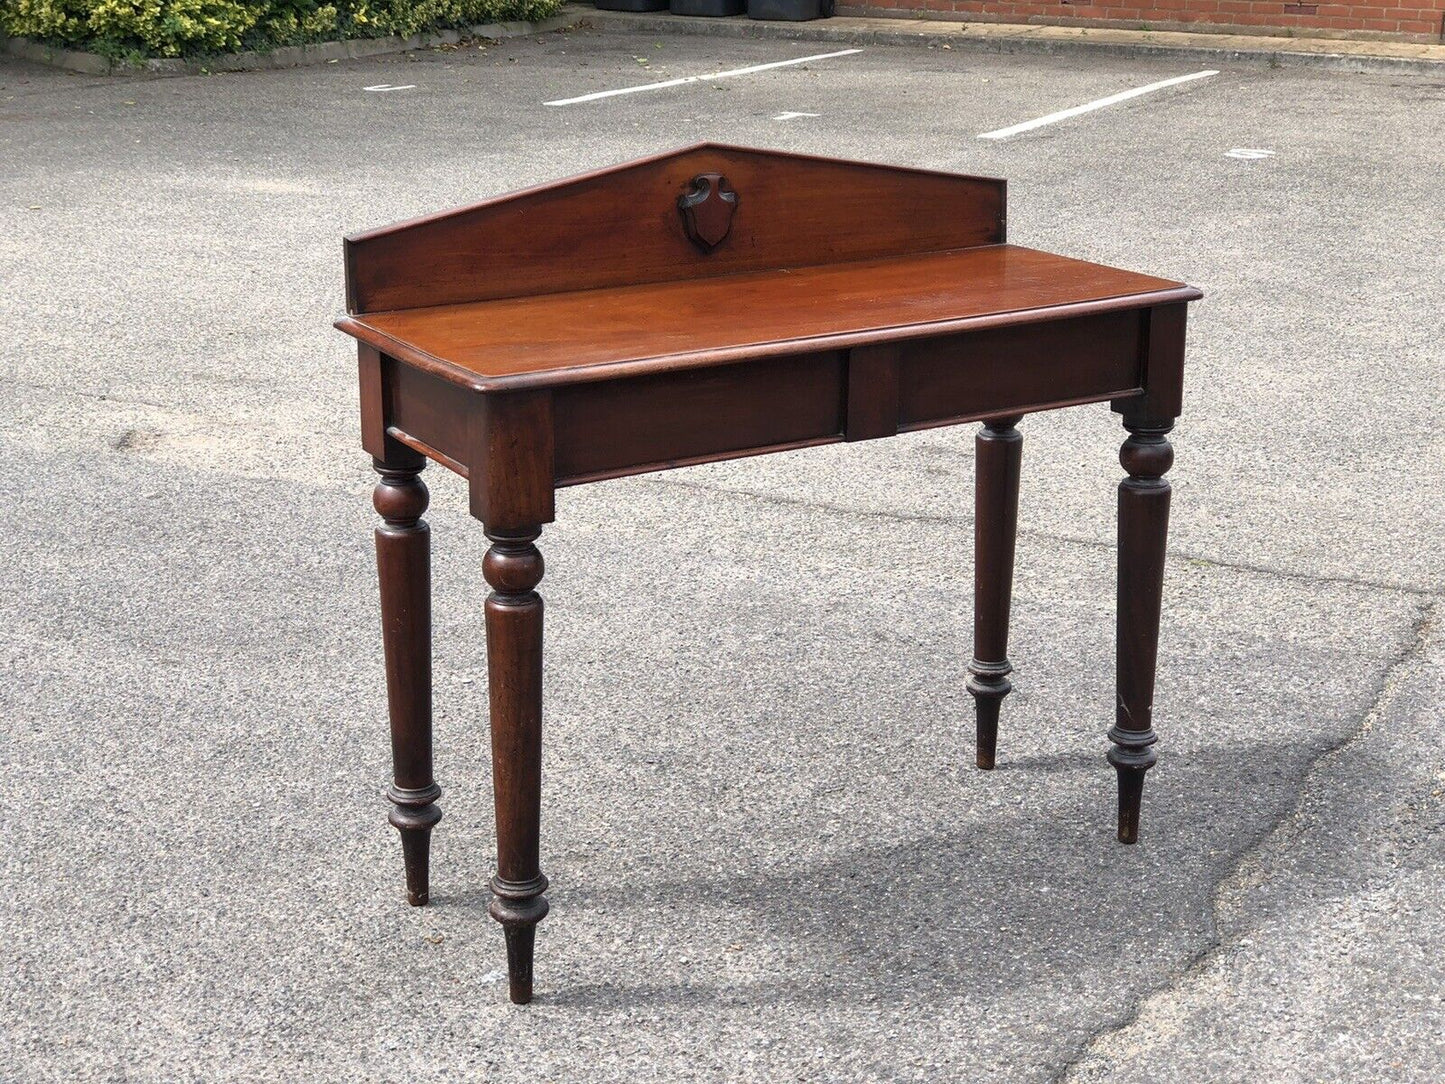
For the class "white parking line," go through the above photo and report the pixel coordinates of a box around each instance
[544,49,863,107]
[977,69,1219,140]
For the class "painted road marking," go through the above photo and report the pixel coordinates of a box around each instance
[544,49,863,107]
[773,111,821,121]
[977,70,1219,140]
[1226,147,1276,159]
[364,84,417,92]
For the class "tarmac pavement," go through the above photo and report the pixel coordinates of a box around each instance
[1,29,1442,1082]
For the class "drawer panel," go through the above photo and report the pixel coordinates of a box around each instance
[553,352,847,485]
[898,311,1144,429]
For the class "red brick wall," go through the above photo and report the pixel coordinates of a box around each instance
[838,0,1445,42]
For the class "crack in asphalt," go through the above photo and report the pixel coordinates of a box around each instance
[637,473,1441,1080]
[648,476,1443,598]
[1051,600,1439,1083]
[19,391,1439,1077]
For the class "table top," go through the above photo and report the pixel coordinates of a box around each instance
[336,244,1198,394]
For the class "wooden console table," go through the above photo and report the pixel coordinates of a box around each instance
[335,144,1202,1004]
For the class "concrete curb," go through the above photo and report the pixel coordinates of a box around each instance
[577,7,1445,73]
[2,12,584,76]
[7,4,1440,75]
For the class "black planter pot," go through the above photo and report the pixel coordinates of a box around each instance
[747,0,829,19]
[593,0,668,10]
[671,0,745,14]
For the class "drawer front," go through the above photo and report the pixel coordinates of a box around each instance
[898,310,1144,430]
[552,352,847,485]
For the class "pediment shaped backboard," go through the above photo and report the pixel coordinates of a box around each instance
[345,144,1005,314]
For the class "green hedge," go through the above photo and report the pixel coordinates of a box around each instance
[3,0,563,59]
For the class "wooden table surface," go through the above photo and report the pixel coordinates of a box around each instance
[339,244,1193,391]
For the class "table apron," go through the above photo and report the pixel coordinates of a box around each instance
[373,306,1153,499]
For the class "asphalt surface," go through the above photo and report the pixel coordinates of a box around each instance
[1,30,1442,1082]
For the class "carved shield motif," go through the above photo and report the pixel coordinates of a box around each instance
[677,173,738,253]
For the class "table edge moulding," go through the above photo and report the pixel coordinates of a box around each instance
[333,142,1204,1005]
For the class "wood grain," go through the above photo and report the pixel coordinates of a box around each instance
[373,454,441,907]
[345,143,1005,313]
[897,308,1145,429]
[844,344,901,442]
[483,528,550,1005]
[338,245,1196,393]
[552,352,845,483]
[1109,412,1175,844]
[968,417,1023,771]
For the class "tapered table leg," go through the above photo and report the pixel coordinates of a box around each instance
[968,415,1023,770]
[373,452,441,905]
[1110,414,1174,843]
[483,526,550,1005]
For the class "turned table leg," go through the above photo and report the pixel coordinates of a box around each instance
[1110,414,1174,843]
[968,415,1023,770]
[483,527,550,1005]
[373,453,441,905]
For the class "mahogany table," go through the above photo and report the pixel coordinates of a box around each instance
[335,144,1202,1004]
